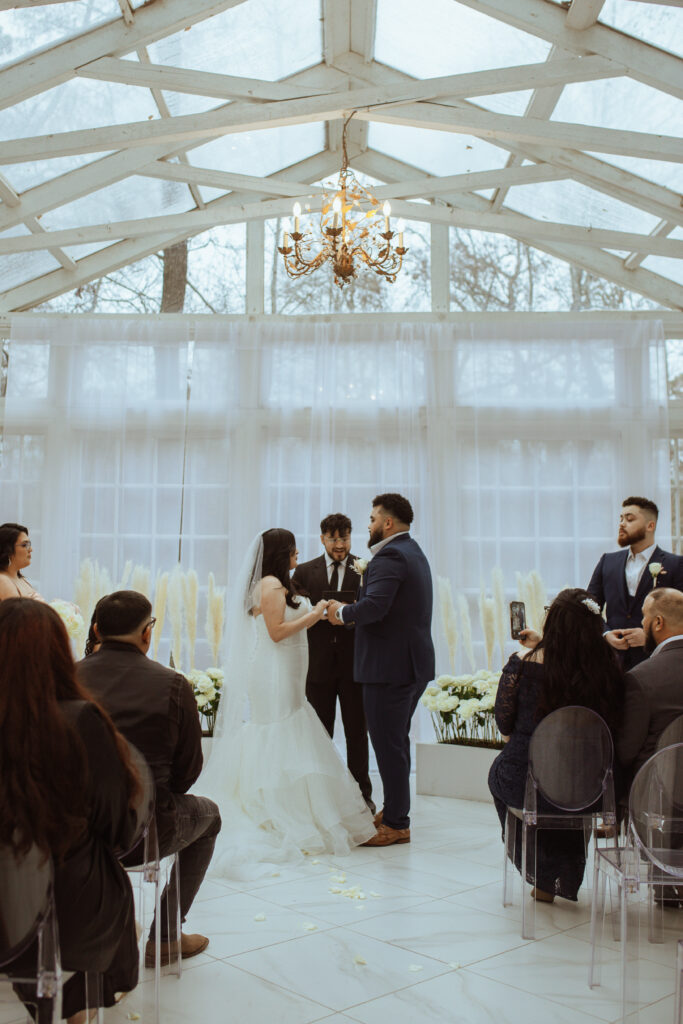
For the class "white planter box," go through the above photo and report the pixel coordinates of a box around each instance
[201,736,212,761]
[416,741,500,803]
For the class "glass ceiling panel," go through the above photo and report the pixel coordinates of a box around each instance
[189,122,325,179]
[40,176,194,231]
[589,153,682,193]
[641,256,683,287]
[474,91,533,117]
[0,153,110,195]
[552,78,682,137]
[368,124,507,177]
[160,91,224,119]
[147,0,321,81]
[0,1,119,69]
[504,180,660,234]
[0,78,159,140]
[375,0,550,78]
[0,251,60,291]
[600,0,683,58]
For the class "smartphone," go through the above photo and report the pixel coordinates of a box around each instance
[510,601,527,640]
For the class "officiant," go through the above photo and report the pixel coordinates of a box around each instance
[293,513,375,814]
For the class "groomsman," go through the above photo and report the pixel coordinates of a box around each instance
[587,496,683,670]
[292,513,374,812]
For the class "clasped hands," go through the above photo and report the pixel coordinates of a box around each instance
[326,599,348,626]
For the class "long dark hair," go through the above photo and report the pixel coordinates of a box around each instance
[0,522,28,575]
[261,528,303,609]
[532,588,622,731]
[0,599,141,860]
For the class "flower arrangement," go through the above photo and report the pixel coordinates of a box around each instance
[421,670,504,749]
[649,562,665,588]
[50,599,86,648]
[188,667,223,736]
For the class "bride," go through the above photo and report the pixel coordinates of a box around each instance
[201,528,376,878]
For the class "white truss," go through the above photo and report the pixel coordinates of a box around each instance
[0,0,681,311]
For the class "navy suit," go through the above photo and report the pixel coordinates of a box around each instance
[341,533,435,829]
[587,545,683,670]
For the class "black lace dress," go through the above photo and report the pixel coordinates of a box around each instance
[488,653,588,901]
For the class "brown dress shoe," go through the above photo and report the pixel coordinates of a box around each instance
[361,823,410,847]
[145,931,209,968]
[531,887,554,903]
[373,810,383,827]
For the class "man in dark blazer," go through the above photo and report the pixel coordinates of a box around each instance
[587,496,683,670]
[77,590,221,966]
[292,513,374,812]
[329,493,435,847]
[618,587,683,782]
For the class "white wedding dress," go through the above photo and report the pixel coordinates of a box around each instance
[201,579,376,880]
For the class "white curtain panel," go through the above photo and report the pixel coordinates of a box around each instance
[3,316,668,695]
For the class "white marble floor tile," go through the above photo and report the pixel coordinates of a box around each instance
[447,880,594,936]
[104,958,331,1024]
[0,987,25,1024]
[248,870,433,925]
[183,890,334,957]
[354,850,497,897]
[347,899,534,966]
[229,928,448,1012]
[341,968,610,1024]
[566,909,683,969]
[467,929,675,1022]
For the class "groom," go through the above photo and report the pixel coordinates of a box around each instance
[329,493,435,847]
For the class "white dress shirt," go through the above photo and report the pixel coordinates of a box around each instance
[625,542,657,597]
[325,553,348,585]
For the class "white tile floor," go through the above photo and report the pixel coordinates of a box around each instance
[1,779,680,1023]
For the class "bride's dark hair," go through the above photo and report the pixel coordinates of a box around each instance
[261,528,304,609]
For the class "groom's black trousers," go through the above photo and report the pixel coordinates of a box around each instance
[363,678,425,831]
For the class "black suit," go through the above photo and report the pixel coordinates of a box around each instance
[588,545,683,670]
[292,554,373,807]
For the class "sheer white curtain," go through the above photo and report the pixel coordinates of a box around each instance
[2,315,668,697]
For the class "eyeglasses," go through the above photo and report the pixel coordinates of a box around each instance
[145,617,157,631]
[17,541,32,550]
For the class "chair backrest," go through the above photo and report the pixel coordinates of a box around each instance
[0,841,52,967]
[528,705,614,811]
[629,742,683,878]
[656,714,683,753]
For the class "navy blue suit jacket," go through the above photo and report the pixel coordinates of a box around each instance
[587,544,683,669]
[341,533,435,685]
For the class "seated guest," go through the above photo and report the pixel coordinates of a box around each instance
[618,587,683,784]
[0,599,144,1023]
[0,522,45,601]
[488,588,623,904]
[77,590,221,965]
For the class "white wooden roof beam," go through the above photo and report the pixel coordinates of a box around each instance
[2,200,681,258]
[623,220,677,270]
[0,150,342,312]
[0,170,74,270]
[8,75,681,168]
[322,0,351,64]
[117,0,135,27]
[0,64,348,234]
[454,0,683,100]
[565,0,607,31]
[350,0,377,60]
[76,57,336,101]
[326,54,683,227]
[354,148,683,310]
[0,0,250,111]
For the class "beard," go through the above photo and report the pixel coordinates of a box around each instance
[643,622,657,656]
[368,525,384,548]
[618,525,647,548]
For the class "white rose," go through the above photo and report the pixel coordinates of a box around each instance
[353,558,369,575]
[425,685,440,697]
[195,693,209,709]
[436,675,455,689]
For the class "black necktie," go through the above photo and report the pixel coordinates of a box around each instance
[330,562,339,592]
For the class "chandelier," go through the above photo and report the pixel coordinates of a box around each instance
[277,112,407,288]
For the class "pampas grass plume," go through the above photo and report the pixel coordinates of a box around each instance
[457,594,476,672]
[184,569,199,669]
[74,558,96,625]
[117,559,132,591]
[131,564,151,599]
[153,571,169,662]
[437,576,458,672]
[167,565,184,671]
[205,572,225,665]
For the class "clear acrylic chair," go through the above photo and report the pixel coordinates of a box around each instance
[124,811,182,1024]
[657,714,683,753]
[0,840,62,1024]
[502,705,616,940]
[589,742,683,1023]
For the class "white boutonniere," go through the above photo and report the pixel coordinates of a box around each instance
[353,557,369,586]
[649,562,666,588]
